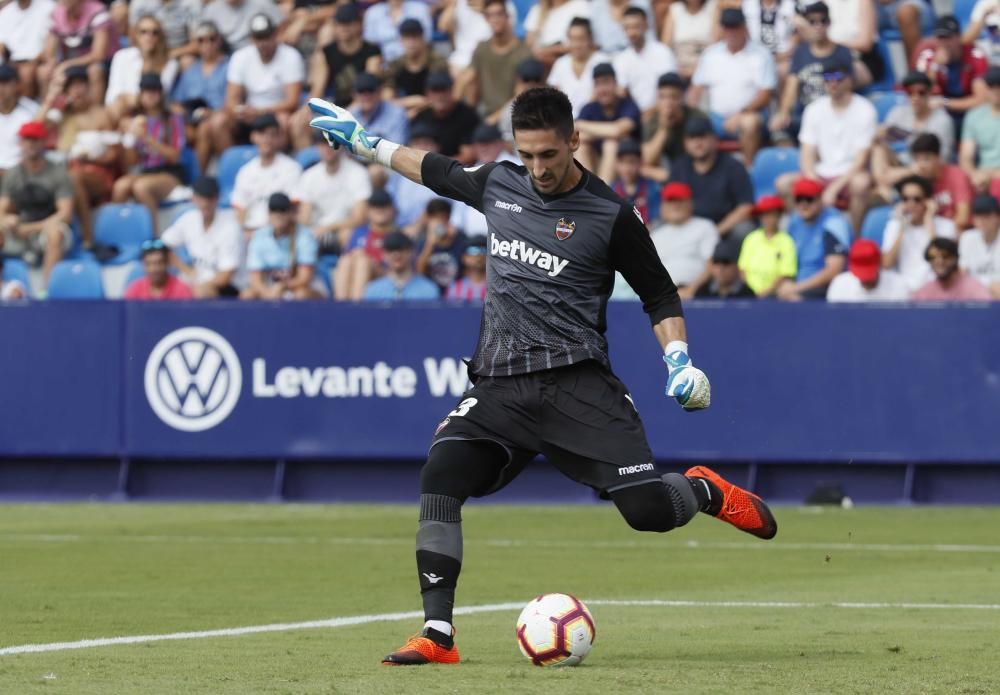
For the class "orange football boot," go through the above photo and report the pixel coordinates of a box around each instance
[685,466,777,540]
[382,628,460,665]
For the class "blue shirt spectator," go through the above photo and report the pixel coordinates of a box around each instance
[247,223,318,273]
[172,55,230,111]
[363,230,440,300]
[578,95,642,142]
[355,98,410,149]
[363,0,433,62]
[590,0,654,52]
[788,204,851,298]
[387,171,437,227]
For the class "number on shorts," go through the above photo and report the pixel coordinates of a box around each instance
[448,398,478,417]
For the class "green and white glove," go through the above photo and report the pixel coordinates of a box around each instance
[664,341,711,411]
[307,97,398,166]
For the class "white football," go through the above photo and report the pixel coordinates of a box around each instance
[515,593,596,667]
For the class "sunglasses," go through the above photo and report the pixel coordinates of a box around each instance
[141,239,166,251]
[901,195,925,203]
[794,196,818,204]
[823,71,846,82]
[138,28,161,36]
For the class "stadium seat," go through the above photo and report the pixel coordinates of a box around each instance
[123,261,146,289]
[511,0,532,36]
[217,145,257,207]
[870,91,907,123]
[179,146,200,185]
[860,205,893,247]
[750,147,800,197]
[47,258,104,299]
[2,257,31,297]
[862,40,897,94]
[315,254,337,297]
[296,146,321,170]
[94,203,154,265]
[954,0,977,29]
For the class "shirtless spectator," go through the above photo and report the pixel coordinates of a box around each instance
[39,65,120,249]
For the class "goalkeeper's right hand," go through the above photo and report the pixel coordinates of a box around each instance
[307,97,382,162]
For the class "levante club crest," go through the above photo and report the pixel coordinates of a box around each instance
[555,217,575,241]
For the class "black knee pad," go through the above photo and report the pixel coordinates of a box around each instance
[611,482,679,533]
[420,439,510,500]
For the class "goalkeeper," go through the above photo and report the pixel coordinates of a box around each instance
[308,87,778,666]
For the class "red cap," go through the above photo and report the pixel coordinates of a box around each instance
[661,182,693,201]
[753,194,785,215]
[792,178,824,198]
[17,121,47,140]
[848,239,881,284]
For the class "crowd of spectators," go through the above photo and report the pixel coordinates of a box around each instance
[0,0,998,304]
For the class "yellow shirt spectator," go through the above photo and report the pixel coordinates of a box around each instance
[738,195,797,296]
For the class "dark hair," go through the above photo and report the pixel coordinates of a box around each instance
[483,0,507,10]
[568,16,592,39]
[910,132,941,156]
[510,87,574,139]
[426,198,452,216]
[925,237,958,260]
[623,6,647,20]
[896,174,933,197]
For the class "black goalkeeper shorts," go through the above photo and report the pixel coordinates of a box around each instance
[429,361,660,496]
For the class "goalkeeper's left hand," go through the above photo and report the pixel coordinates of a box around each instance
[307,97,382,162]
[664,341,711,411]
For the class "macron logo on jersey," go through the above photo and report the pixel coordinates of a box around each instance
[618,463,655,476]
[494,200,523,213]
[490,233,569,277]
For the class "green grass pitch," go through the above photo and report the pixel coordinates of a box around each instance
[1,503,998,694]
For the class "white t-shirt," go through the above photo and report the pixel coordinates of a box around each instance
[650,216,719,286]
[880,216,957,291]
[799,95,877,179]
[959,228,1000,286]
[692,40,777,117]
[230,153,303,230]
[227,44,305,109]
[670,0,716,45]
[524,0,591,46]
[160,207,242,284]
[613,40,678,112]
[294,158,372,227]
[826,269,909,302]
[0,0,54,61]
[548,51,610,117]
[743,0,797,55]
[0,97,40,169]
[104,47,180,105]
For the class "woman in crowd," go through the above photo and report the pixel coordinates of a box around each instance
[171,21,231,173]
[111,73,186,234]
[39,0,120,104]
[661,0,717,78]
[105,14,179,122]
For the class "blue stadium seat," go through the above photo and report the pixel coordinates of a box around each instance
[179,146,200,185]
[296,146,321,170]
[94,203,155,265]
[863,40,897,94]
[2,257,31,297]
[218,145,258,207]
[750,147,800,197]
[315,254,337,297]
[47,258,104,299]
[511,0,533,37]
[954,0,978,29]
[869,91,907,123]
[860,205,893,247]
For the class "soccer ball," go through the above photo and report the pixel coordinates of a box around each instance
[515,593,595,667]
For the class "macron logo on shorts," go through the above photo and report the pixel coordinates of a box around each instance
[494,200,523,213]
[618,463,655,476]
[490,233,570,277]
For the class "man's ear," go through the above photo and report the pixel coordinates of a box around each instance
[569,129,580,153]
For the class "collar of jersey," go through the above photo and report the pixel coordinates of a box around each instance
[533,161,590,204]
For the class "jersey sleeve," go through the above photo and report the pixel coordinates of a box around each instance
[609,203,683,324]
[420,153,500,212]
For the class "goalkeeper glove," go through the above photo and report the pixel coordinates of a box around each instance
[307,97,398,166]
[664,341,711,411]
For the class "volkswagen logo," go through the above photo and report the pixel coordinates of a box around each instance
[144,327,242,432]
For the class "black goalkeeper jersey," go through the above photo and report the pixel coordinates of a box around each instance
[421,153,683,378]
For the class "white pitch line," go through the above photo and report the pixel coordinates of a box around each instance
[2,533,1000,554]
[2,599,1000,657]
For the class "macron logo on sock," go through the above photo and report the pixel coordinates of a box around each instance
[490,233,569,277]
